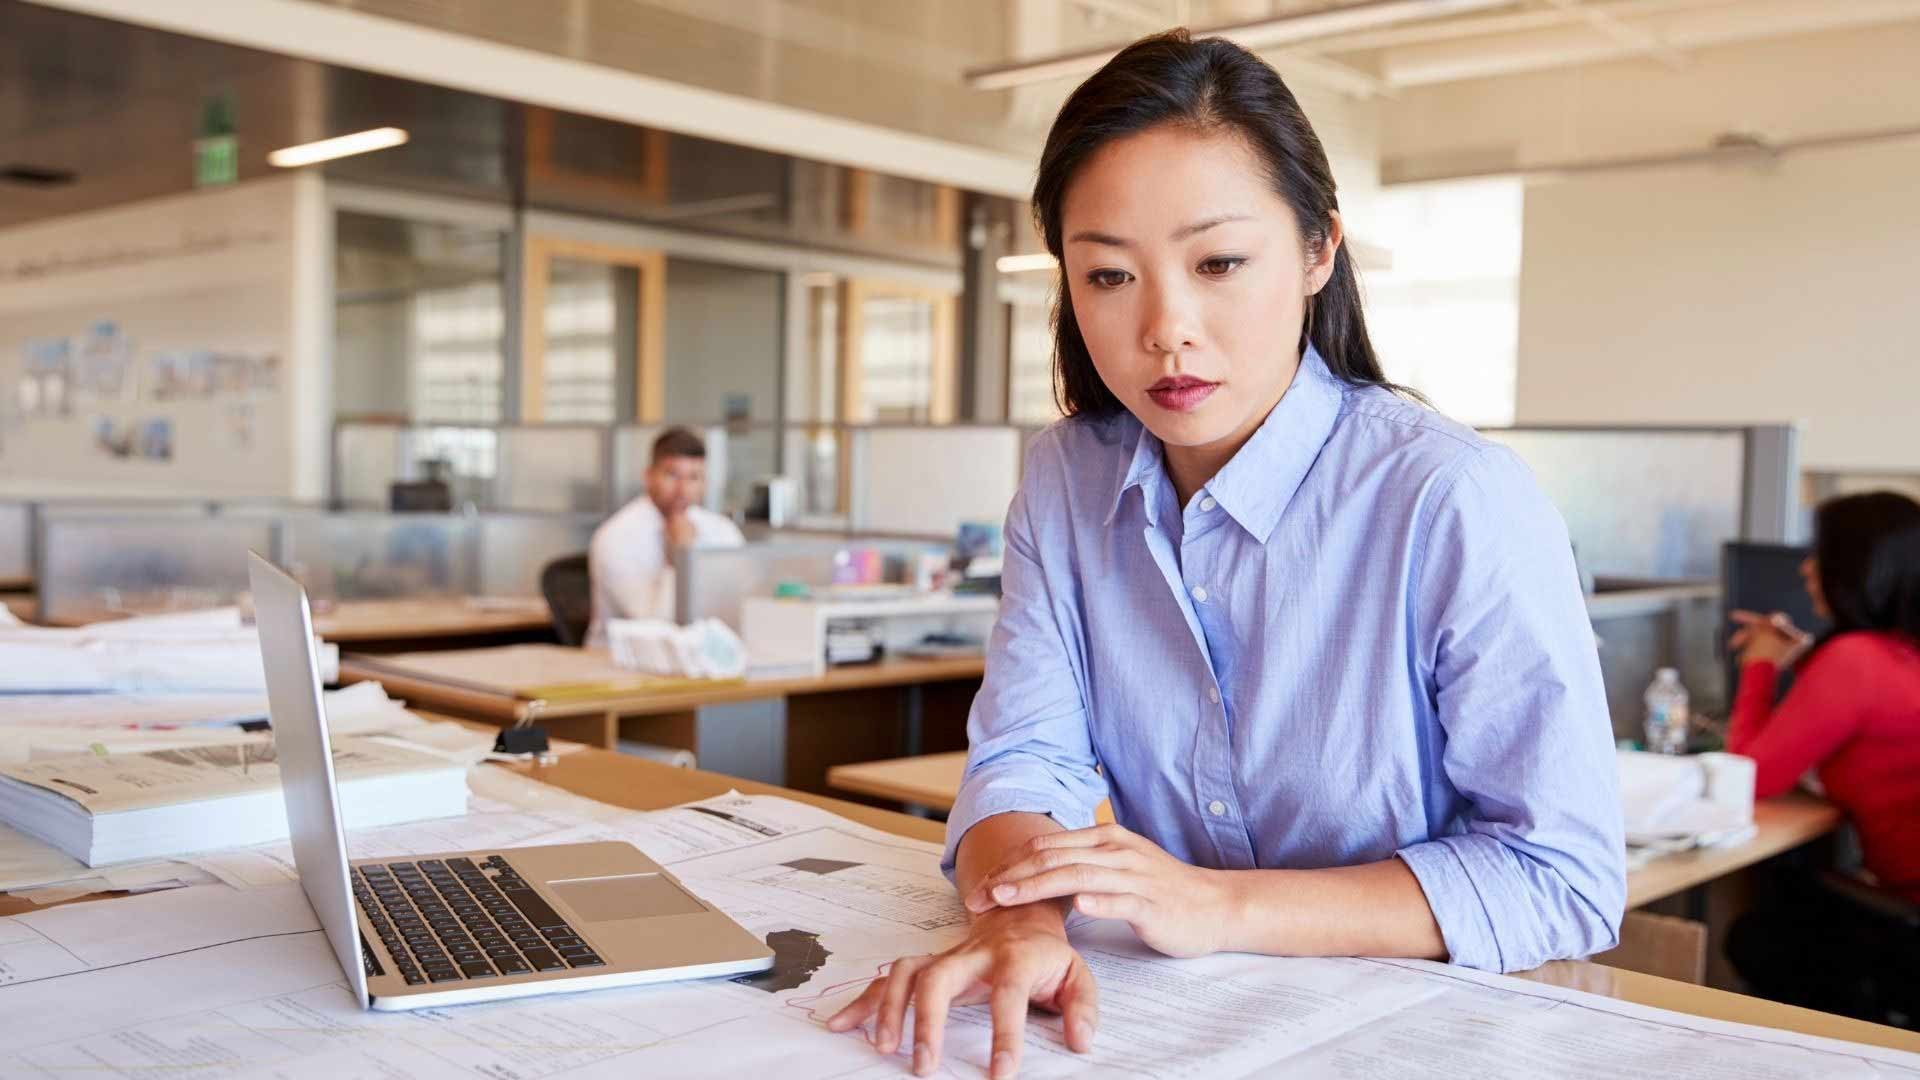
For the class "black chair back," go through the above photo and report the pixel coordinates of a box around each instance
[540,553,593,647]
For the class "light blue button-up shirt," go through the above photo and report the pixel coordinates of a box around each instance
[943,345,1625,973]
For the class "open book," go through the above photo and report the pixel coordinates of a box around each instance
[0,737,467,866]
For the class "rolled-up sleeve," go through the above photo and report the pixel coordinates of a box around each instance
[1396,445,1627,972]
[940,449,1109,882]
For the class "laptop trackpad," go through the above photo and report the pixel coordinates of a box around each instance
[550,874,707,922]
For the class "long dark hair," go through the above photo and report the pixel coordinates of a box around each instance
[1034,29,1411,418]
[1812,491,1920,645]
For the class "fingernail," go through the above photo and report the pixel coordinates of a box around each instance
[913,1044,931,1074]
[1072,1020,1093,1047]
[993,884,1016,902]
[991,1049,1014,1078]
[964,892,986,912]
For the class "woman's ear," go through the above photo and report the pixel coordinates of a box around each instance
[1307,210,1344,296]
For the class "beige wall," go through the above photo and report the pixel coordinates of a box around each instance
[0,174,328,499]
[1514,138,1920,472]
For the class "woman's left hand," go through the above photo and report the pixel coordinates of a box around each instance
[962,823,1238,959]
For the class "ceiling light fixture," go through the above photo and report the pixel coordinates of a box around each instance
[964,0,1512,90]
[268,127,410,168]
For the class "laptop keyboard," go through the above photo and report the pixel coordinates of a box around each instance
[352,855,605,986]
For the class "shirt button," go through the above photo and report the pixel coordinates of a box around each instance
[1206,686,1220,704]
[1190,585,1208,603]
[1208,800,1227,817]
[1200,496,1217,512]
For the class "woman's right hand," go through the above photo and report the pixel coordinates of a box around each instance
[1729,609,1813,668]
[825,902,1099,1079]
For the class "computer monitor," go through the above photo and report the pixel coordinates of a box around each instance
[1720,541,1826,702]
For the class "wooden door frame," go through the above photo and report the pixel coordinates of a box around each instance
[519,234,667,422]
[835,278,958,426]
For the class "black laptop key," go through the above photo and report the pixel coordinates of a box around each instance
[546,935,584,949]
[425,968,463,983]
[485,946,519,959]
[558,945,596,960]
[459,961,497,979]
[360,939,385,977]
[565,952,604,968]
[523,948,565,971]
[496,957,531,974]
[402,971,426,985]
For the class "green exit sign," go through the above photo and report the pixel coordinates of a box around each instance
[195,93,237,187]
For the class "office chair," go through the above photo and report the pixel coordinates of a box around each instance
[539,553,593,647]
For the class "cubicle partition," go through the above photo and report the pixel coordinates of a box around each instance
[1484,423,1800,731]
[30,501,599,624]
[0,502,32,587]
[35,507,278,624]
[475,513,600,595]
[1484,424,1800,581]
[846,426,1024,540]
[268,509,480,605]
[335,421,729,516]
[677,535,954,631]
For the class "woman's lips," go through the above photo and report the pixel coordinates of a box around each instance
[1146,378,1220,413]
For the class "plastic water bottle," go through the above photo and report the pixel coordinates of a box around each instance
[1643,668,1691,755]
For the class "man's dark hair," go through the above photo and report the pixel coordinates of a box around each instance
[650,426,707,464]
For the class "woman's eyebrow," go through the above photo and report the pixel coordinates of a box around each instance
[1068,213,1253,247]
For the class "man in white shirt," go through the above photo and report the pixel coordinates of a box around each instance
[586,427,744,646]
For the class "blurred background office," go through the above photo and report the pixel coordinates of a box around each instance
[1,0,1915,1020]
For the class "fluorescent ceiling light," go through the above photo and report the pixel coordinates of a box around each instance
[268,127,410,168]
[964,0,1512,90]
[996,253,1059,273]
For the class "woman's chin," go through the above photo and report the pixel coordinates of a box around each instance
[1139,405,1236,450]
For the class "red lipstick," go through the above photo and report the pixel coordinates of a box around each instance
[1146,374,1219,413]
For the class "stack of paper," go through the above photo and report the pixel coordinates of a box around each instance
[1618,749,1757,867]
[0,736,467,866]
[0,681,429,765]
[0,606,337,693]
[2,790,1913,1076]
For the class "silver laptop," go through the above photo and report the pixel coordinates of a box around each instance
[248,552,773,1011]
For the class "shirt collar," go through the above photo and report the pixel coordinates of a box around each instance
[1103,344,1346,543]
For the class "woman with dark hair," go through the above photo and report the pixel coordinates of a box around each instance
[1727,491,1920,842]
[1721,492,1920,1022]
[1728,488,1920,1014]
[829,30,1624,1077]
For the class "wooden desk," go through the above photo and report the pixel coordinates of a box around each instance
[828,753,1844,910]
[829,750,969,808]
[340,645,987,795]
[311,596,555,649]
[342,648,986,727]
[1627,793,1841,907]
[33,595,553,648]
[1,736,1913,1054]
[0,591,33,622]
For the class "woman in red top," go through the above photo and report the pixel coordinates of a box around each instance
[1723,490,1920,1026]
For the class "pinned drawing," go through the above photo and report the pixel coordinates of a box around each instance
[17,338,73,418]
[74,321,134,399]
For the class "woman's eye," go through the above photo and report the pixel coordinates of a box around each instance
[1199,257,1246,277]
[1087,269,1132,289]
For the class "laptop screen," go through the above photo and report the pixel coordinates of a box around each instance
[247,551,370,1007]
